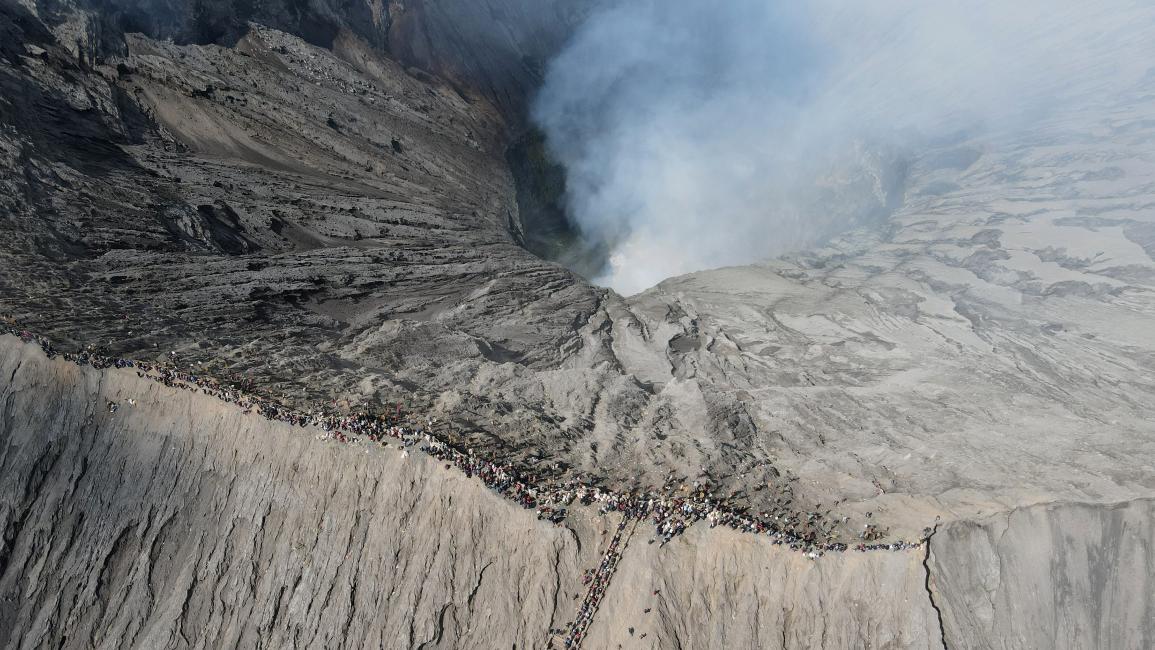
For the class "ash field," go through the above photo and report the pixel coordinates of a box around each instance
[1,0,1154,648]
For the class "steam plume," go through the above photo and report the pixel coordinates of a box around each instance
[532,0,1154,294]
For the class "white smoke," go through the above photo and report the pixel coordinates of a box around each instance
[532,0,1155,294]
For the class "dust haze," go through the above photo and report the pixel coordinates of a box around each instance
[532,0,1154,295]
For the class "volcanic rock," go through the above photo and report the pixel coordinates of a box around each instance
[2,0,1155,647]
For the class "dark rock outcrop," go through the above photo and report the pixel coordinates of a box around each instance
[20,0,598,119]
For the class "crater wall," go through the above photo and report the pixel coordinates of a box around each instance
[0,336,600,649]
[928,499,1155,650]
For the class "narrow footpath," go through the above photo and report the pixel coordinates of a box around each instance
[559,516,639,649]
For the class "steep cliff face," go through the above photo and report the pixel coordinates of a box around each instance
[18,0,597,118]
[0,336,604,649]
[928,500,1155,650]
[385,0,605,120]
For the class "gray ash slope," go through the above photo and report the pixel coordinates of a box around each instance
[2,0,1155,647]
[0,0,608,469]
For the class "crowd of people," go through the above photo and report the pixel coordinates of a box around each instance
[4,325,924,560]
